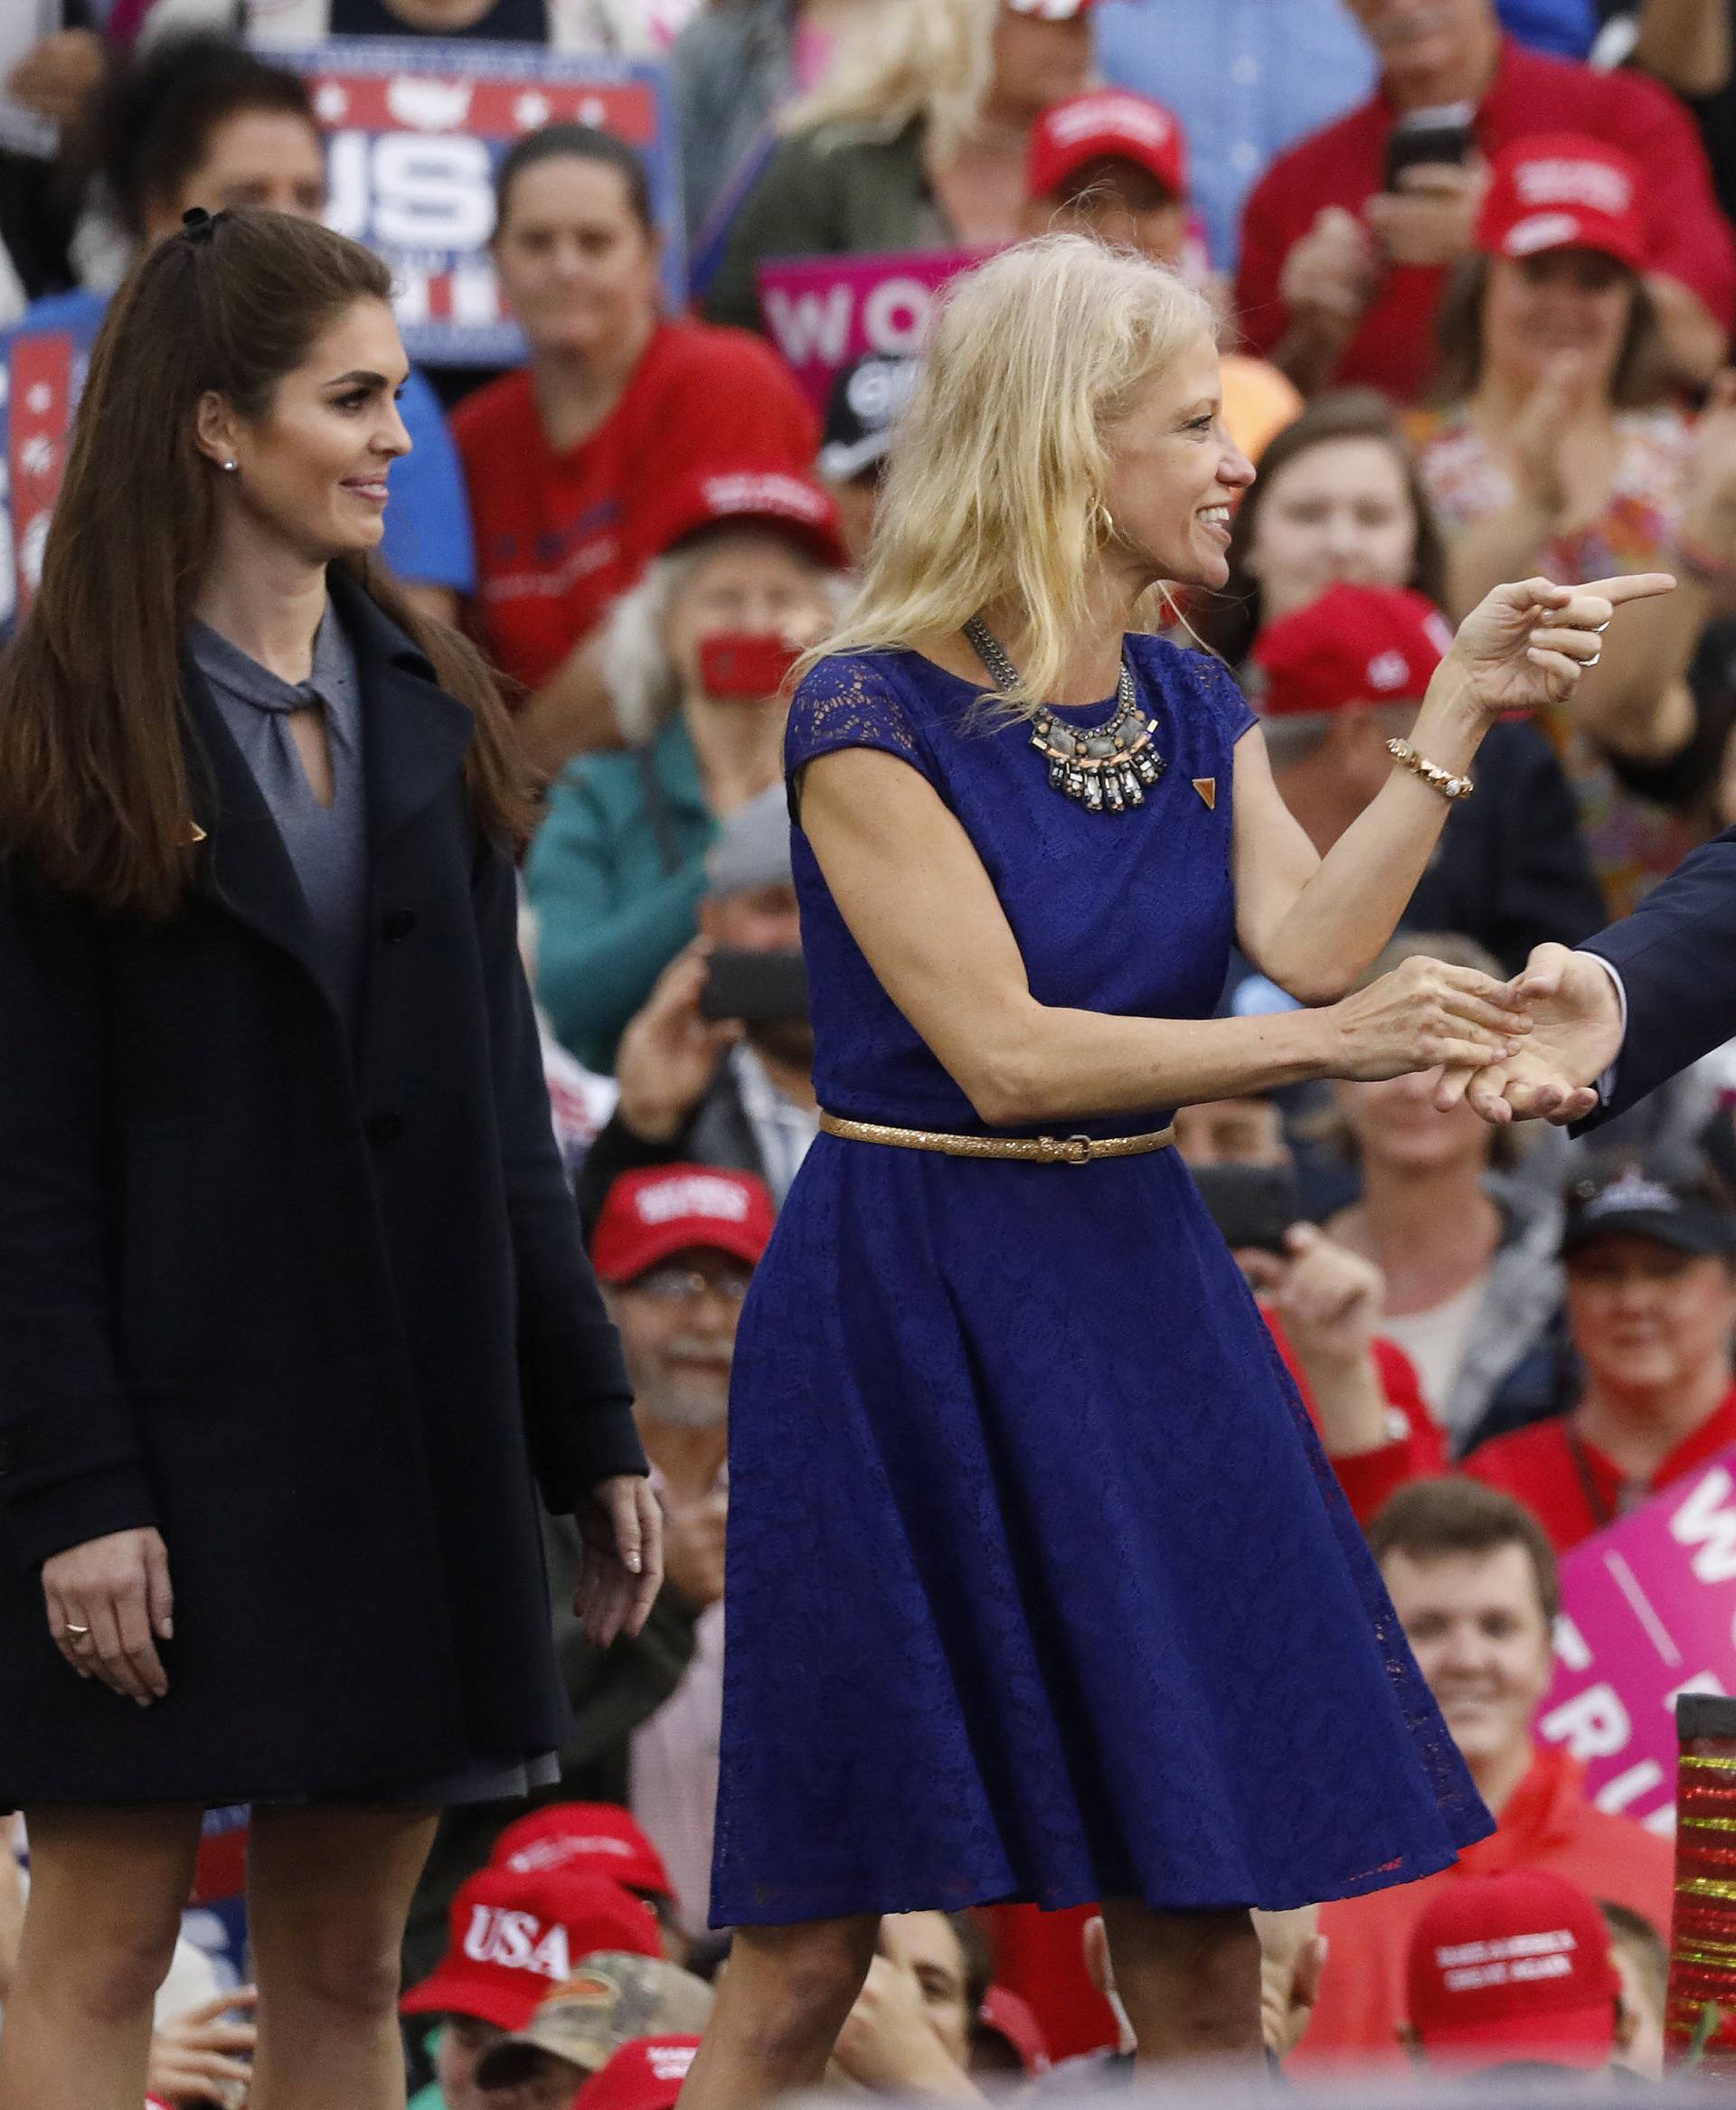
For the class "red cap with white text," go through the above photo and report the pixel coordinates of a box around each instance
[1250,583,1454,718]
[1026,91,1187,203]
[1404,1870,1621,2073]
[492,1801,674,1901]
[639,466,847,570]
[589,1165,776,1286]
[401,1866,663,2031]
[1477,133,1646,273]
[575,2035,706,2110]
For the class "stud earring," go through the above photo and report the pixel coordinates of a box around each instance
[222,459,237,473]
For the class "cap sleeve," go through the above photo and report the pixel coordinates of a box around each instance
[784,653,933,824]
[1141,636,1259,748]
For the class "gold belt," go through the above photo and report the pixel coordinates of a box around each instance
[817,1110,1175,1166]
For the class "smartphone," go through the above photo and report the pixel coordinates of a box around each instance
[1190,1162,1300,1257]
[699,633,802,701]
[699,947,810,1023]
[1384,105,1474,190]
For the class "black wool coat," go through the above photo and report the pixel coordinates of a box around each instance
[0,577,646,1804]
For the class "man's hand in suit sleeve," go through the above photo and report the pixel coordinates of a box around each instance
[1435,943,1625,1126]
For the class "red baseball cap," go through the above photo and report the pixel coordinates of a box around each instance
[1405,1870,1622,2074]
[590,1164,776,1287]
[640,466,847,570]
[1026,91,1187,204]
[401,1867,664,2032]
[574,2035,704,2110]
[1477,133,1646,274]
[976,1985,1052,2075]
[1250,583,1454,718]
[493,1803,674,1902]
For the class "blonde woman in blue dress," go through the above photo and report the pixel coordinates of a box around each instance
[679,235,1672,2101]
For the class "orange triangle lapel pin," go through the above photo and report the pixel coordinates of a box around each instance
[1193,777,1217,810]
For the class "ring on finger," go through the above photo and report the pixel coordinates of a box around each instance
[1584,648,1602,667]
[63,1623,91,1640]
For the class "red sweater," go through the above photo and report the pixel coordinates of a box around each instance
[1465,1381,1736,1552]
[453,319,816,691]
[1235,36,1736,402]
[1291,1743,1674,2072]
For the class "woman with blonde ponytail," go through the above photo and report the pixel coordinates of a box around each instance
[681,234,1669,2103]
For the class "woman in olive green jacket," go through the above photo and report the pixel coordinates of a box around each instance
[703,0,1091,332]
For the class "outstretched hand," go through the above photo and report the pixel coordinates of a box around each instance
[1435,942,1626,1126]
[1446,572,1676,720]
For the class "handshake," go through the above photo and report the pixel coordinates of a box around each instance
[1435,942,1625,1128]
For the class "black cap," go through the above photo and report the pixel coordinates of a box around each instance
[1560,1168,1736,1261]
[818,353,920,484]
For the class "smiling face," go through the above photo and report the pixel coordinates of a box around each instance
[197,296,410,564]
[1245,435,1419,624]
[1481,249,1637,398]
[605,1247,749,1434]
[1565,1237,1736,1399]
[1382,1542,1553,1779]
[493,154,662,363]
[1099,333,1256,591]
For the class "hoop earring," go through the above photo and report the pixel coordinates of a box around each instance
[1090,498,1116,547]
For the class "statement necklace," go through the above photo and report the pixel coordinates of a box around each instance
[963,616,1166,815]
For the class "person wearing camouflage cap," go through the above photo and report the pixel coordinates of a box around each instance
[475,1951,715,2096]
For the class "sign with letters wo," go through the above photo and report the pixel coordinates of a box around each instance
[272,39,684,367]
[755,249,986,412]
[1539,1444,1736,1834]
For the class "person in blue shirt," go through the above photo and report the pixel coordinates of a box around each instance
[1092,0,1595,276]
[0,32,474,630]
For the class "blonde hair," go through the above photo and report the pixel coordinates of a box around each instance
[780,0,995,166]
[811,235,1217,714]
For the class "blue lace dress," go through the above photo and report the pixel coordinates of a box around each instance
[708,636,1492,1927]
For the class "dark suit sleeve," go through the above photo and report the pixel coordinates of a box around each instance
[1581,825,1736,1122]
[473,837,647,1505]
[0,872,159,1568]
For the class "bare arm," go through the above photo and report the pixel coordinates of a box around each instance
[1233,576,1675,1001]
[1646,270,1731,393]
[1636,0,1732,95]
[514,634,627,778]
[796,749,1524,1127]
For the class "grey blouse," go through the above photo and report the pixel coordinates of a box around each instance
[190,608,368,1040]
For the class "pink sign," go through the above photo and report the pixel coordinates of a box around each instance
[1538,1444,1736,1835]
[755,250,987,410]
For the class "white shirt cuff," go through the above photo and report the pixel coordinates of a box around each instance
[1588,954,1628,1105]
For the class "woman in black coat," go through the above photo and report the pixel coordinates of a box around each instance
[0,208,661,2110]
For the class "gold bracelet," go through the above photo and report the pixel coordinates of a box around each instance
[1386,737,1473,802]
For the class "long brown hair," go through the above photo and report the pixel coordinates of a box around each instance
[1191,390,1448,668]
[1432,251,1666,410]
[0,208,532,920]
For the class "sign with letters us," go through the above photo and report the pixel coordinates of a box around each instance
[271,39,684,367]
[1538,1443,1736,1834]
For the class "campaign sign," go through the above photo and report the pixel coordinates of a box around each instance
[272,39,683,366]
[756,250,984,411]
[1537,1444,1736,1834]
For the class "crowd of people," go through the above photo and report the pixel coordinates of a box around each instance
[9,0,1736,2101]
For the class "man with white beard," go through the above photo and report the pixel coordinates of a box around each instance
[588,1164,777,1936]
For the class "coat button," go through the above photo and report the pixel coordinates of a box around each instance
[381,909,417,944]
[366,1111,406,1148]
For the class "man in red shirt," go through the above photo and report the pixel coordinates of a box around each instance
[1290,1477,1673,2073]
[1234,0,1735,402]
[1465,1169,1736,1550]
